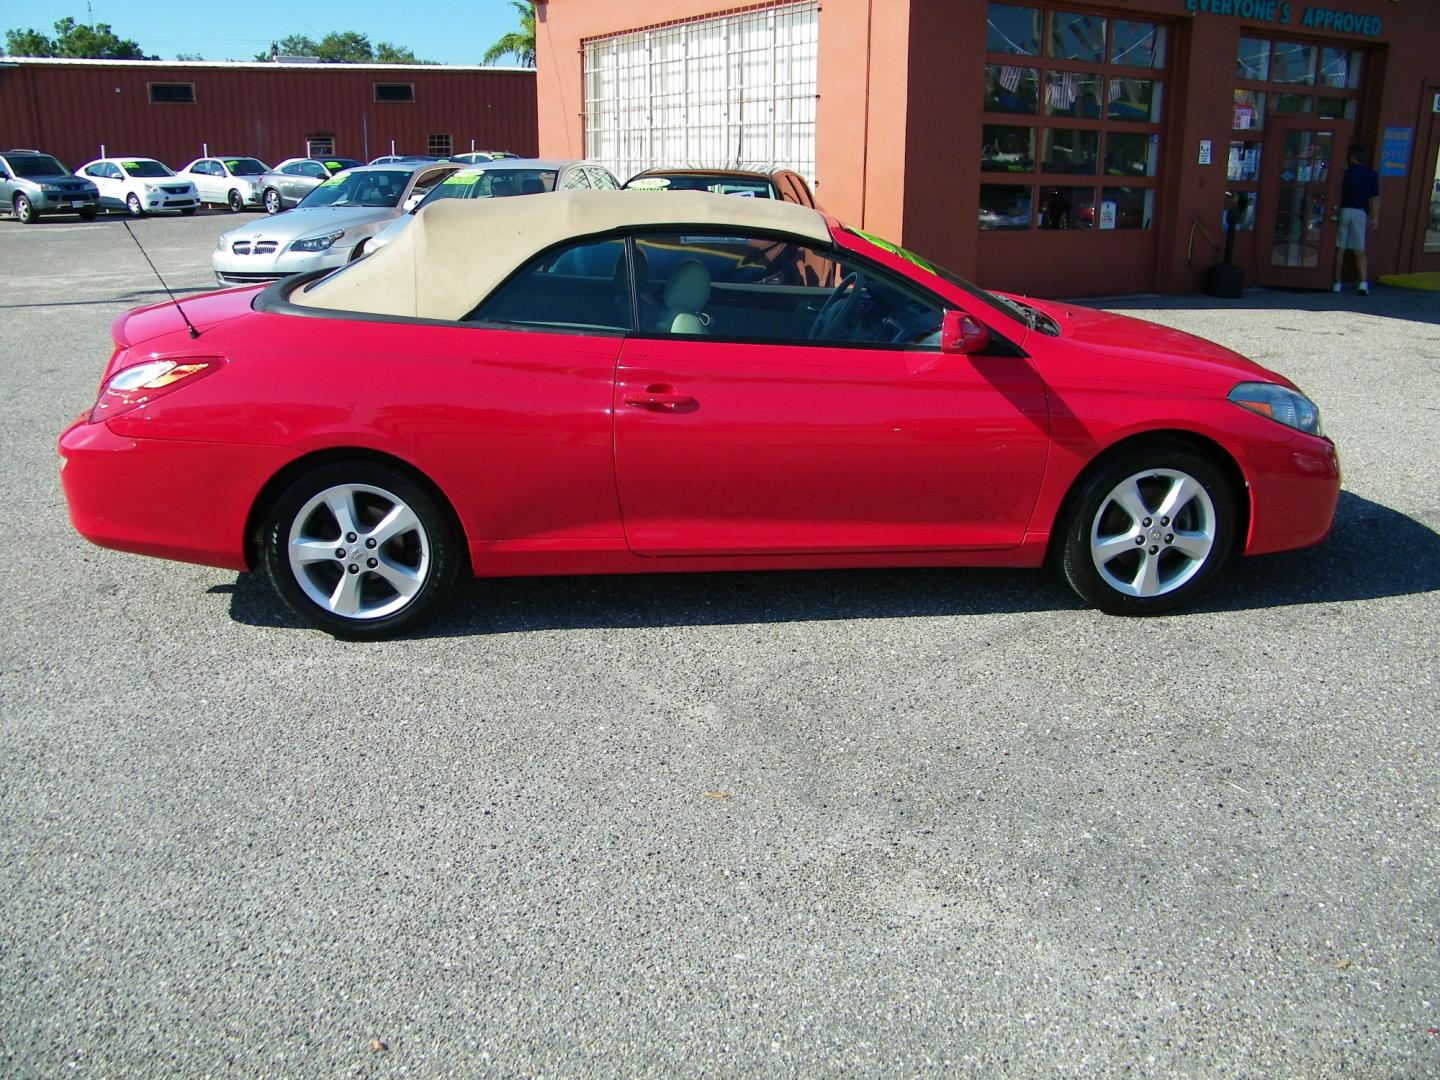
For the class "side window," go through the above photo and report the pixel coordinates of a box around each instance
[302,162,329,179]
[466,238,631,333]
[587,168,619,190]
[280,162,303,175]
[560,168,591,190]
[106,163,125,179]
[631,232,944,346]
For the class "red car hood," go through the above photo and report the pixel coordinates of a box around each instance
[111,286,262,349]
[1012,295,1294,390]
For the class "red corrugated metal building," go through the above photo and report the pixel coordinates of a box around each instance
[0,57,537,169]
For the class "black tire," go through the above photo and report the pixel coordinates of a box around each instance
[262,460,461,639]
[77,205,97,220]
[1058,442,1236,615]
[263,188,282,215]
[181,207,197,216]
[227,188,244,212]
[14,194,37,224]
[126,193,145,217]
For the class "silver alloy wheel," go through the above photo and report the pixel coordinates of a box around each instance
[127,193,144,216]
[14,195,35,223]
[264,189,281,214]
[286,483,431,620]
[1089,468,1216,598]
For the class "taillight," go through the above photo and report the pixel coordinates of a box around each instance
[90,358,221,423]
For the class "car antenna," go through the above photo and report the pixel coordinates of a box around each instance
[121,220,200,339]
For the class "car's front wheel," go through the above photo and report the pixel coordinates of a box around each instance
[126,193,145,217]
[263,188,282,214]
[1058,444,1236,615]
[263,461,461,639]
[13,194,37,224]
[227,189,244,212]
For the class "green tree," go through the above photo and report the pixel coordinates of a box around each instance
[5,16,152,58]
[175,51,204,61]
[481,1,535,67]
[5,27,53,55]
[257,31,429,64]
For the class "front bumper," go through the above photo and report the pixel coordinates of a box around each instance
[58,416,294,572]
[212,243,350,286]
[1242,432,1342,555]
[32,190,98,211]
[141,190,200,211]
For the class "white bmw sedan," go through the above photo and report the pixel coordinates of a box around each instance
[76,157,200,216]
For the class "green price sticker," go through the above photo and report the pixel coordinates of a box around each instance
[627,177,671,191]
[440,172,478,186]
[318,176,343,188]
[324,161,344,170]
[224,159,241,170]
[850,227,938,276]
[121,161,142,174]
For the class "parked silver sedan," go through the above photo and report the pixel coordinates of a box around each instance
[177,156,270,211]
[258,157,363,214]
[364,158,619,252]
[211,161,458,285]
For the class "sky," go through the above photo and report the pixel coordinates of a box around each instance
[5,0,529,66]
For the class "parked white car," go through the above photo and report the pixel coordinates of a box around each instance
[76,157,200,216]
[177,156,269,211]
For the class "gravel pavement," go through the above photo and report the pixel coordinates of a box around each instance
[2,212,1437,1077]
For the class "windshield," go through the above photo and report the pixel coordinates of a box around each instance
[626,174,773,198]
[6,154,70,178]
[842,226,1030,330]
[121,160,174,178]
[298,170,410,209]
[322,159,361,174]
[416,168,557,208]
[223,158,267,176]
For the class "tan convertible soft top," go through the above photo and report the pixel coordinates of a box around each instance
[289,189,833,321]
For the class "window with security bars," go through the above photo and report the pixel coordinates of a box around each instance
[583,2,818,187]
[982,2,1167,232]
[428,134,453,158]
[306,137,335,158]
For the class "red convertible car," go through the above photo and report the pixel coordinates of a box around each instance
[59,192,1339,638]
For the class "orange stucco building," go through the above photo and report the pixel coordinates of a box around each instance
[536,0,1440,296]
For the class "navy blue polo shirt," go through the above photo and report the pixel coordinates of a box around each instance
[1340,164,1379,211]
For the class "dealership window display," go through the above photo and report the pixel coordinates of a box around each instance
[980,2,1165,231]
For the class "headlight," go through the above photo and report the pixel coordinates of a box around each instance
[1228,382,1324,437]
[215,234,229,252]
[291,229,345,253]
[142,183,160,193]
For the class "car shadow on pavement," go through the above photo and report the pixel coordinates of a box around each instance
[213,491,1438,636]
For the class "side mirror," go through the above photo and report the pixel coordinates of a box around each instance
[940,310,990,355]
[402,194,422,212]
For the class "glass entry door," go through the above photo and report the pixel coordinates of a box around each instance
[1253,118,1348,288]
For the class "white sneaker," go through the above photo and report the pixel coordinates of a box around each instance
[1332,282,1342,293]
[1358,281,1370,296]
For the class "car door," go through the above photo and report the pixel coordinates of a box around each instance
[83,162,120,208]
[189,160,216,202]
[613,230,1050,556]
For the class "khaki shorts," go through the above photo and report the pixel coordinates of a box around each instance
[1336,207,1368,251]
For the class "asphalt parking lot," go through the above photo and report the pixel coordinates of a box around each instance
[2,209,1437,1077]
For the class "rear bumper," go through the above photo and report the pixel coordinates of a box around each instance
[58,417,294,572]
[1242,433,1341,555]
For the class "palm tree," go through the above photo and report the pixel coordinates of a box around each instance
[482,1,536,67]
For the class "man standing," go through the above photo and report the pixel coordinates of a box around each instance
[1333,145,1380,296]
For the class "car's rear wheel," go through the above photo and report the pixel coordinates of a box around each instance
[263,461,461,639]
[227,189,244,212]
[1058,444,1236,615]
[126,193,145,217]
[263,188,282,215]
[14,194,37,224]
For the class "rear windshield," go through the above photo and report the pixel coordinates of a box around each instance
[224,158,267,176]
[6,154,70,178]
[120,160,173,177]
[298,170,410,209]
[417,168,558,208]
[626,174,773,198]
